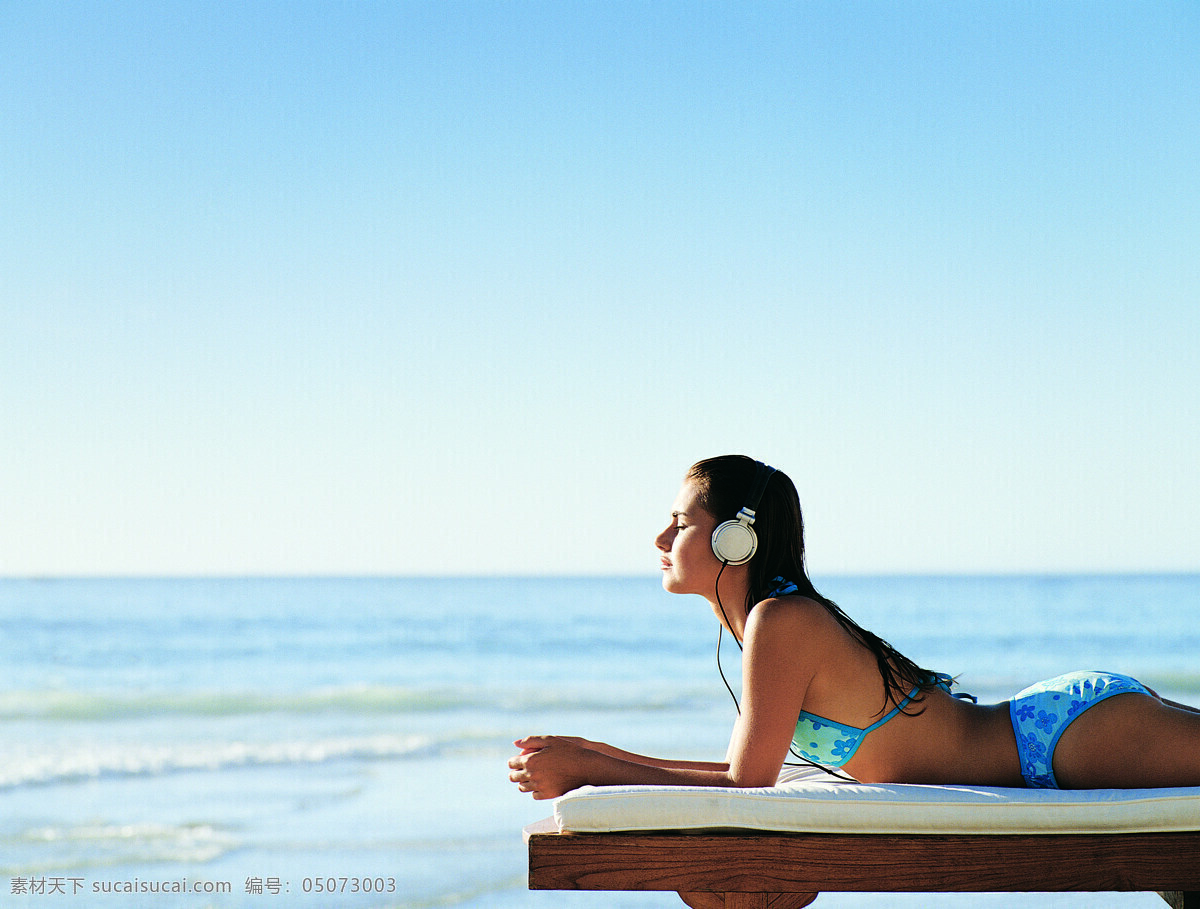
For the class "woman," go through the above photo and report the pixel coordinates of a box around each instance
[509,455,1200,800]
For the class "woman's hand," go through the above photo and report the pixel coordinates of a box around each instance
[508,735,597,800]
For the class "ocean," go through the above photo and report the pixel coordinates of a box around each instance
[1,574,1196,909]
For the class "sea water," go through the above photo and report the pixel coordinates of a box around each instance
[1,575,1196,909]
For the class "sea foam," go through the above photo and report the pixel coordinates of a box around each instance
[0,733,435,790]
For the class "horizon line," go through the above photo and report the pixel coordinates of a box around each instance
[3,569,1198,582]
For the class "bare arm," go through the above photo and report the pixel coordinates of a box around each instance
[509,598,816,799]
[538,736,729,771]
[721,598,814,784]
[510,735,742,798]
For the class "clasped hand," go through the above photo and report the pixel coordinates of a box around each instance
[508,735,594,800]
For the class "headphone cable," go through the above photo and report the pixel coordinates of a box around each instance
[713,563,741,713]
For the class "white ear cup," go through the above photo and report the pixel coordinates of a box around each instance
[711,519,757,565]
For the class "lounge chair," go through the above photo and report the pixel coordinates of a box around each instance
[525,767,1200,907]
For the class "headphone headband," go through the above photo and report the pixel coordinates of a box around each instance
[739,461,776,524]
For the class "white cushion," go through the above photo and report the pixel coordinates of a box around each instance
[553,767,1200,835]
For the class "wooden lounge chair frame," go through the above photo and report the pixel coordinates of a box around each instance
[525,818,1200,908]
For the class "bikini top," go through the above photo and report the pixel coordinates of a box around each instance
[791,676,955,767]
[764,577,964,768]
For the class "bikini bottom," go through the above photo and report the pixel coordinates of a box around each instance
[1008,670,1151,788]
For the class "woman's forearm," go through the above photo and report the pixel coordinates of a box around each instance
[581,740,728,771]
[511,734,777,799]
[583,749,737,788]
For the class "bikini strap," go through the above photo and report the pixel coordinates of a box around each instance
[933,671,978,703]
[861,685,921,733]
[766,577,799,598]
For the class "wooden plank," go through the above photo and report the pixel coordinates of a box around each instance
[527,829,1200,894]
[1158,894,1200,909]
[679,893,817,909]
[723,897,766,909]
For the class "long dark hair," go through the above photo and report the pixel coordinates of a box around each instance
[686,454,942,717]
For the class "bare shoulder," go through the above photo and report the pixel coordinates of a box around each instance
[744,594,838,650]
[739,594,835,700]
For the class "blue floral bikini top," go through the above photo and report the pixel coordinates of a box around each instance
[765,577,963,768]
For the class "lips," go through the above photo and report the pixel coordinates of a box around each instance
[660,558,672,570]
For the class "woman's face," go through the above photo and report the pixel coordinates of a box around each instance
[655,482,724,596]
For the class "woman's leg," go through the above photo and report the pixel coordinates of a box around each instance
[1053,692,1200,789]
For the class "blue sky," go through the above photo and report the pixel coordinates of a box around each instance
[3,1,1198,576]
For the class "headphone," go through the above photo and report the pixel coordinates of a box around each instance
[710,460,776,565]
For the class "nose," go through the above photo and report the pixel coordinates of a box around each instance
[655,525,672,552]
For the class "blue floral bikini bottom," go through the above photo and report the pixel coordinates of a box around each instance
[1009,670,1151,788]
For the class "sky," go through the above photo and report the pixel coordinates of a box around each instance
[2,1,1198,577]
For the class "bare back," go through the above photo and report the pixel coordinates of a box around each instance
[787,598,1023,786]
